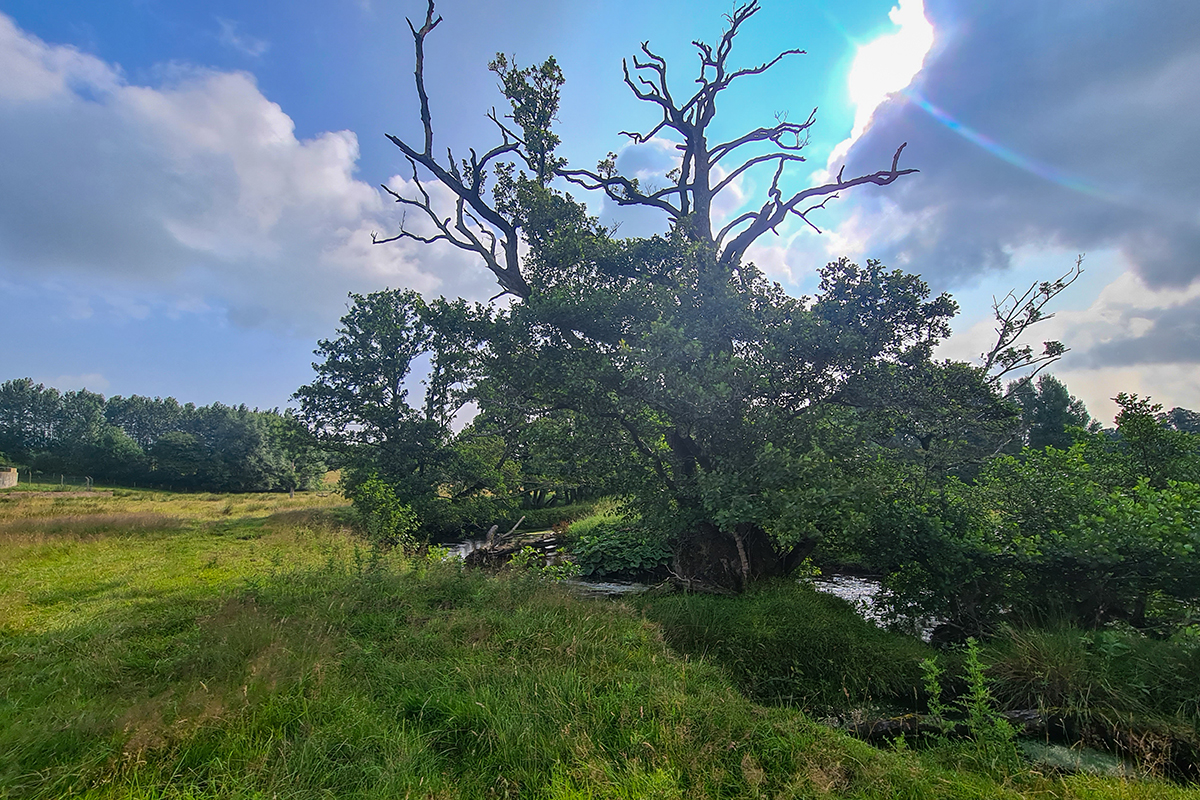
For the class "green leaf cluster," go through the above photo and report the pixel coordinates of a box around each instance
[569,518,672,578]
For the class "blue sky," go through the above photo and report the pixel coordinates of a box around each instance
[1,0,1198,421]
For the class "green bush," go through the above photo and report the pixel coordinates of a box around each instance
[862,446,1200,634]
[347,475,418,549]
[569,517,672,578]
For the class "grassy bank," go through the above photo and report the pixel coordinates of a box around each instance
[2,490,1198,798]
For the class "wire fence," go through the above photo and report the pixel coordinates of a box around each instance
[4,470,95,490]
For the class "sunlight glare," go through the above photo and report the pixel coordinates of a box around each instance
[845,0,934,143]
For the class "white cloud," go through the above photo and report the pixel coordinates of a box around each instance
[825,0,933,171]
[42,372,111,392]
[0,14,492,335]
[216,18,270,58]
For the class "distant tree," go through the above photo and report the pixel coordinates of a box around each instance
[104,395,185,450]
[1166,406,1200,434]
[1112,393,1199,488]
[294,290,477,497]
[0,379,60,463]
[1010,374,1094,450]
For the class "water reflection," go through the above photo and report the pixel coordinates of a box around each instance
[812,573,939,640]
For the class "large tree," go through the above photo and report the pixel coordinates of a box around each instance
[366,1,1037,589]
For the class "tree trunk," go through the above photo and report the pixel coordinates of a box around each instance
[673,522,808,592]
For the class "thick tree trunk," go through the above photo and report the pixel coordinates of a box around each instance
[673,522,813,593]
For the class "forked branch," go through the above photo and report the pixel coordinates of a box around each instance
[981,255,1085,394]
[379,0,531,299]
[560,0,916,262]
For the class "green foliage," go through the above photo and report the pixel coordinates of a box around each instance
[569,515,672,578]
[861,400,1200,633]
[960,638,1021,774]
[919,639,1022,778]
[920,657,948,721]
[1010,374,1096,450]
[347,475,418,550]
[506,545,581,581]
[1113,393,1200,488]
[510,500,598,531]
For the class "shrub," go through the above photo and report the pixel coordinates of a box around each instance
[347,475,418,550]
[569,518,671,578]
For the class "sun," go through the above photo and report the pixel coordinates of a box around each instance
[846,0,934,142]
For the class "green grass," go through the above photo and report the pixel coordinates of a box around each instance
[2,490,1198,798]
[638,579,934,711]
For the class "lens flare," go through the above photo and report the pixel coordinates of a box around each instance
[905,89,1118,205]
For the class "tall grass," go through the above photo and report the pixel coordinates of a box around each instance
[639,580,934,711]
[2,493,1198,798]
[984,625,1200,776]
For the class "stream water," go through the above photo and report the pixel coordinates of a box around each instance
[811,573,942,640]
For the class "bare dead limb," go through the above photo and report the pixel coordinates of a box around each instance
[560,0,916,264]
[379,0,531,299]
[378,0,917,301]
[981,254,1085,394]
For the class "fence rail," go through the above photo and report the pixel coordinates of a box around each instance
[4,470,95,490]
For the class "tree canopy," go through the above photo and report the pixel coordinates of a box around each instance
[300,0,1033,590]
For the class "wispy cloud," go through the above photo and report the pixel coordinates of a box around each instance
[216,18,269,58]
[42,372,111,392]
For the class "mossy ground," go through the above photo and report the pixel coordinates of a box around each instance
[1,489,1196,798]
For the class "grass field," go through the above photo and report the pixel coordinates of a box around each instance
[2,488,1198,798]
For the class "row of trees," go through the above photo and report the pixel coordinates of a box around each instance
[0,379,324,492]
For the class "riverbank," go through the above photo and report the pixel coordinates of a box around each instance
[2,490,1198,798]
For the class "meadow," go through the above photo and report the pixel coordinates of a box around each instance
[2,487,1198,799]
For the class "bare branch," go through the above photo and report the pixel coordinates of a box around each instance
[719,143,918,268]
[790,194,838,234]
[982,255,1085,387]
[407,0,442,156]
[710,108,816,163]
[711,152,805,198]
[715,211,759,248]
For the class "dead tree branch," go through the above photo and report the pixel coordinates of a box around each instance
[981,254,1085,395]
[558,0,916,267]
[377,0,531,299]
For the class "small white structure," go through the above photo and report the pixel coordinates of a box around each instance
[0,467,16,489]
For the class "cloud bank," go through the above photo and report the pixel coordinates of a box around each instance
[0,14,487,335]
[840,0,1200,292]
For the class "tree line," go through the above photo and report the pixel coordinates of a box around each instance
[0,379,324,492]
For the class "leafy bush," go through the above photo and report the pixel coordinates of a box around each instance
[347,475,418,549]
[921,639,1022,778]
[862,445,1200,634]
[568,516,671,578]
[506,545,581,581]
